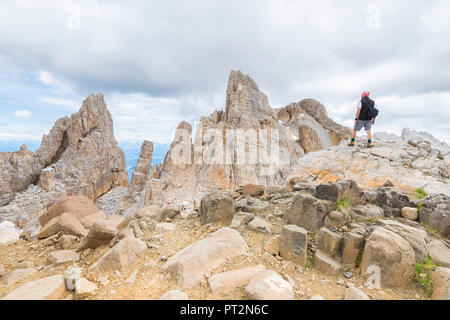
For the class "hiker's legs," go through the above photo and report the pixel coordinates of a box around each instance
[352,129,357,139]
[367,130,372,141]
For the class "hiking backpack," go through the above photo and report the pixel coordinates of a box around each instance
[361,97,379,120]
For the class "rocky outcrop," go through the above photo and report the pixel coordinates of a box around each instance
[141,70,350,207]
[1,275,66,300]
[129,140,153,196]
[0,94,128,232]
[288,139,450,196]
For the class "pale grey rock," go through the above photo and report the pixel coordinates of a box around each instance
[2,275,66,300]
[245,270,294,300]
[163,228,249,287]
[159,290,189,300]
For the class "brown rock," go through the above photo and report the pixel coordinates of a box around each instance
[78,219,117,250]
[401,207,419,221]
[130,140,153,190]
[163,228,249,287]
[91,240,136,271]
[199,193,235,225]
[78,211,107,230]
[40,195,99,227]
[47,250,80,266]
[284,194,333,232]
[158,205,180,221]
[230,212,255,229]
[38,213,88,239]
[135,205,162,219]
[315,227,343,257]
[242,184,265,197]
[299,125,322,154]
[58,235,79,250]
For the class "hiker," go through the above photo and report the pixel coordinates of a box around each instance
[348,91,379,148]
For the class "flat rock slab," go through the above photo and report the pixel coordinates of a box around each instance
[208,264,266,295]
[38,213,88,239]
[2,275,66,300]
[245,270,294,300]
[361,227,415,287]
[163,227,249,287]
[428,240,450,268]
[47,250,80,266]
[3,268,37,286]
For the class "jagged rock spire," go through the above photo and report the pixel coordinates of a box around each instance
[225,70,272,127]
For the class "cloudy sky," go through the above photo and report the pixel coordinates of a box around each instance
[0,0,449,146]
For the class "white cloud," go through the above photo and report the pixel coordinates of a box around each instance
[40,96,80,110]
[13,110,32,118]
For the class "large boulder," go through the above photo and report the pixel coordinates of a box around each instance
[38,213,88,239]
[314,250,342,276]
[77,219,117,250]
[78,211,107,230]
[1,275,66,300]
[375,220,428,263]
[361,227,415,287]
[245,270,294,300]
[90,238,140,271]
[199,193,235,225]
[163,228,249,287]
[242,184,265,197]
[419,194,450,237]
[284,194,333,231]
[315,180,363,204]
[39,195,99,227]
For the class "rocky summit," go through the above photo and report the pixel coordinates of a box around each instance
[0,71,449,301]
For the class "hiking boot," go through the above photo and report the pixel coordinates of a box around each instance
[348,141,355,147]
[367,142,374,148]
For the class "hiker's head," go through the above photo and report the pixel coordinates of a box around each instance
[362,91,371,99]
